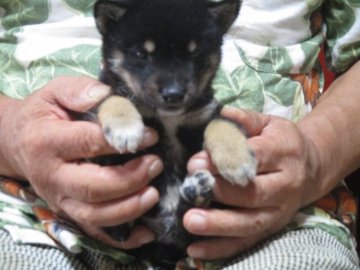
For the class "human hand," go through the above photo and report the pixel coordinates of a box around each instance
[184,107,323,260]
[0,76,163,249]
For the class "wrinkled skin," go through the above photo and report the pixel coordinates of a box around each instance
[184,61,360,260]
[0,76,163,249]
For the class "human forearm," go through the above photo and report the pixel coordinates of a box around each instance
[297,61,360,197]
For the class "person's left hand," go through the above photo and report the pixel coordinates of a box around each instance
[184,107,325,260]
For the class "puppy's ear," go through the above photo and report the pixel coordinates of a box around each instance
[94,0,129,35]
[207,0,241,33]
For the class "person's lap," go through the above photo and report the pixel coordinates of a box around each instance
[222,228,359,270]
[1,227,358,270]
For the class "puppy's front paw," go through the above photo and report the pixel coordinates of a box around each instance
[205,119,257,186]
[97,96,145,153]
[216,149,257,186]
[103,116,144,153]
[180,170,215,207]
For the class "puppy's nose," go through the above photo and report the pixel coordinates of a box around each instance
[161,85,185,103]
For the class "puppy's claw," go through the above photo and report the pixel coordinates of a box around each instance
[217,154,257,186]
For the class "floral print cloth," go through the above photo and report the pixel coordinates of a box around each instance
[0,0,359,269]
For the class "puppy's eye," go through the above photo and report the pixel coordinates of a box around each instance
[189,49,200,59]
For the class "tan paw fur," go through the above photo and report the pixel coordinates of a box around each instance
[204,119,257,186]
[97,96,144,153]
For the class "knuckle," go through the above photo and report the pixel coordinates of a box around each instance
[78,128,105,157]
[84,187,101,203]
[253,215,268,232]
[247,185,265,207]
[77,179,102,203]
[119,199,142,222]
[22,127,47,154]
[121,174,146,193]
[101,169,145,198]
[75,206,97,225]
[287,139,304,158]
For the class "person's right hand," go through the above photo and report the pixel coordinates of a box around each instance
[0,76,163,249]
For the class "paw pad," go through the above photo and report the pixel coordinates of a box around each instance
[180,170,215,207]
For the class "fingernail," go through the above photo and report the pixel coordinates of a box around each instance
[140,188,159,209]
[148,158,163,179]
[188,213,207,232]
[87,84,111,100]
[188,245,206,258]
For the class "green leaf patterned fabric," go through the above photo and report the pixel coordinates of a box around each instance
[0,0,100,97]
[62,0,95,16]
[323,0,360,72]
[213,67,265,112]
[0,45,100,97]
[0,0,50,30]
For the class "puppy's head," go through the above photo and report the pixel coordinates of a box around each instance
[95,0,240,116]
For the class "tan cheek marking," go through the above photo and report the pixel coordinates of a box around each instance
[119,68,142,96]
[108,50,124,73]
[108,50,142,97]
[198,53,220,91]
[188,40,197,53]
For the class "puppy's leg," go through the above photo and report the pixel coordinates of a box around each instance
[204,118,257,186]
[97,96,144,153]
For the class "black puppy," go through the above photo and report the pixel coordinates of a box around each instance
[92,0,256,268]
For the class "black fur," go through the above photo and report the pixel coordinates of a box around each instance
[93,0,241,268]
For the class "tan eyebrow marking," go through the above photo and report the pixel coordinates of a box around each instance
[144,40,156,53]
[188,40,197,53]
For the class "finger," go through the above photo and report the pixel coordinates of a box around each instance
[43,121,158,159]
[212,173,281,208]
[54,155,163,203]
[80,225,155,249]
[118,225,156,250]
[187,151,218,174]
[43,76,111,113]
[220,107,271,137]
[183,208,278,237]
[187,235,266,260]
[80,225,124,249]
[60,187,159,227]
[188,156,284,209]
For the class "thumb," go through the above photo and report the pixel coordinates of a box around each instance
[220,107,271,137]
[44,76,111,112]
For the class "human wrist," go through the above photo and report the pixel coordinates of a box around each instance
[296,62,360,200]
[0,95,22,178]
[296,120,333,205]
